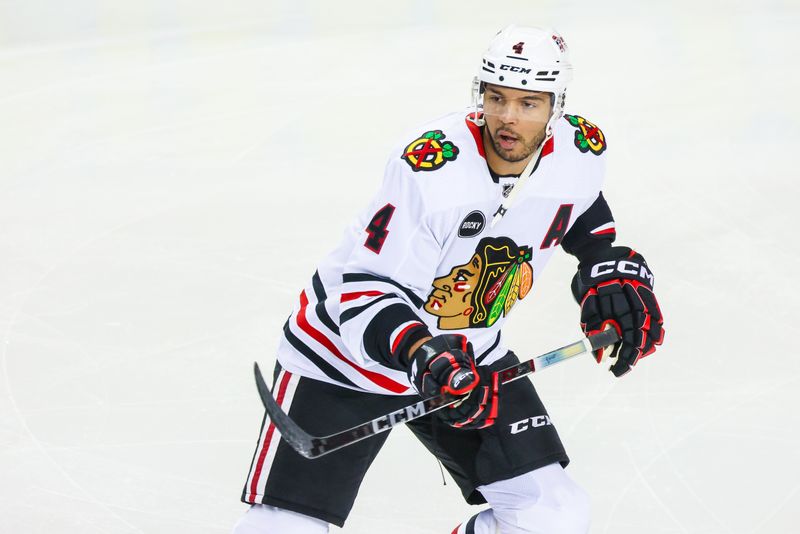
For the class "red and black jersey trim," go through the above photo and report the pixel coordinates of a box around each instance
[464,514,478,534]
[311,271,326,301]
[311,271,340,335]
[342,273,424,308]
[475,332,502,365]
[293,290,410,393]
[315,301,340,335]
[363,302,432,371]
[451,513,479,534]
[340,293,398,324]
[282,320,358,389]
[561,192,616,264]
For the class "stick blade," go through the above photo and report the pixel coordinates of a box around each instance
[252,362,316,459]
[252,362,273,409]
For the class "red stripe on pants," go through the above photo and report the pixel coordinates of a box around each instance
[247,370,293,502]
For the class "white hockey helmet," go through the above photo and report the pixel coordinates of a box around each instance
[470,25,573,128]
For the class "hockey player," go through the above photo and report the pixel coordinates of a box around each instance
[233,25,664,534]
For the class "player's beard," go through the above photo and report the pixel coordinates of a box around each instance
[488,124,547,163]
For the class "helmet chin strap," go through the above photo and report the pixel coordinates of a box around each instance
[489,133,548,228]
[467,77,485,126]
[470,78,565,228]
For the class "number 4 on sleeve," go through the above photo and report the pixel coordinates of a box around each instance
[364,204,396,253]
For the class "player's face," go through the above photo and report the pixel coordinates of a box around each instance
[425,254,483,329]
[482,84,552,163]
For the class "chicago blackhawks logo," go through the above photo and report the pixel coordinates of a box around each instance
[424,237,533,330]
[401,130,459,172]
[552,34,566,52]
[564,114,606,155]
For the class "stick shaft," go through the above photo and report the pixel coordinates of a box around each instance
[254,329,618,459]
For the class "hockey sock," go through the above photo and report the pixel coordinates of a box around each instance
[451,509,497,534]
[232,504,329,534]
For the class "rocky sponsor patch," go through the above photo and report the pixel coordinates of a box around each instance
[458,211,486,238]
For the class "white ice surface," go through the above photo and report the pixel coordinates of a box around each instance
[1,1,799,532]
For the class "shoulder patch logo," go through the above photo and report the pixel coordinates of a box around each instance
[458,211,486,238]
[401,130,459,172]
[564,114,606,155]
[552,34,567,52]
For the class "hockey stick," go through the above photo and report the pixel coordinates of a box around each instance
[253,329,619,459]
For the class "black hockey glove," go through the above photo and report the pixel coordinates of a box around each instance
[571,246,665,377]
[408,334,499,430]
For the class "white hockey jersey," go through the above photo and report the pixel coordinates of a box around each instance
[275,110,616,395]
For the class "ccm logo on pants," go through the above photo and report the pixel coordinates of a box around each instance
[509,415,552,435]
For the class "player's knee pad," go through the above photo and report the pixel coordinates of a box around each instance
[477,463,590,534]
[232,504,329,534]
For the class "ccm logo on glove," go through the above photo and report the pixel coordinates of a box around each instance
[572,246,665,377]
[590,259,654,284]
[407,334,499,429]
